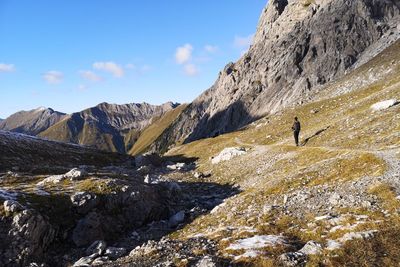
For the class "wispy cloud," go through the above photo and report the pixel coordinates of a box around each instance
[0,63,15,72]
[204,45,219,53]
[183,64,198,76]
[175,44,193,64]
[93,61,124,78]
[79,70,103,82]
[43,71,63,84]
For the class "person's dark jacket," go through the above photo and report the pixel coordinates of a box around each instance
[292,121,301,132]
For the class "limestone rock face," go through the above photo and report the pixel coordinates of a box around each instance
[152,0,400,152]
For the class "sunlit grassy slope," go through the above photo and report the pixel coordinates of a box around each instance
[129,104,187,155]
[160,41,400,265]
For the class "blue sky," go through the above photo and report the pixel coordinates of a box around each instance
[0,0,267,118]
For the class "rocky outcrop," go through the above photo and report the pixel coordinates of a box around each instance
[152,0,400,152]
[0,107,66,135]
[1,209,57,266]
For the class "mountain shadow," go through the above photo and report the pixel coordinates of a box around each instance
[184,100,262,144]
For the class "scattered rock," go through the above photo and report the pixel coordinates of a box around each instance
[37,175,65,186]
[279,252,307,267]
[166,162,195,171]
[37,167,87,186]
[196,256,216,267]
[211,147,247,164]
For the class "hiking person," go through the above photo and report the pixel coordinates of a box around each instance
[292,117,301,146]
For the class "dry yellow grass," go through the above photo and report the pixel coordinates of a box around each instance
[130,104,187,155]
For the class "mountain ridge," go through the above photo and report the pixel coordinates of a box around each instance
[0,107,67,136]
[38,101,180,153]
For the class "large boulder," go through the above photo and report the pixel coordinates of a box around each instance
[211,147,247,164]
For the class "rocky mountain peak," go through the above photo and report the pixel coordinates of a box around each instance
[151,0,400,152]
[0,107,67,136]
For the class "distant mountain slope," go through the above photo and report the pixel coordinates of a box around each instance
[0,107,67,135]
[152,0,400,153]
[129,104,187,155]
[39,102,178,153]
[0,130,132,172]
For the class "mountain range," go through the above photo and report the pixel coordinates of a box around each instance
[0,102,182,154]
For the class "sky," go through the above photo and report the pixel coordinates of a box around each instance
[0,0,267,118]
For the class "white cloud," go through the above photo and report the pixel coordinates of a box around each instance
[204,45,219,53]
[93,61,124,77]
[234,34,254,48]
[175,44,193,64]
[0,63,15,72]
[79,70,103,82]
[125,63,135,69]
[43,71,63,84]
[183,64,198,76]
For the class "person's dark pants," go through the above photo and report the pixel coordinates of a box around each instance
[294,131,300,146]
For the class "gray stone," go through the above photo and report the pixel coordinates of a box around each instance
[104,247,127,260]
[168,211,185,227]
[72,254,97,267]
[65,168,87,180]
[279,252,307,267]
[71,192,99,214]
[196,256,216,267]
[298,241,322,255]
[86,240,107,256]
[3,200,24,214]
